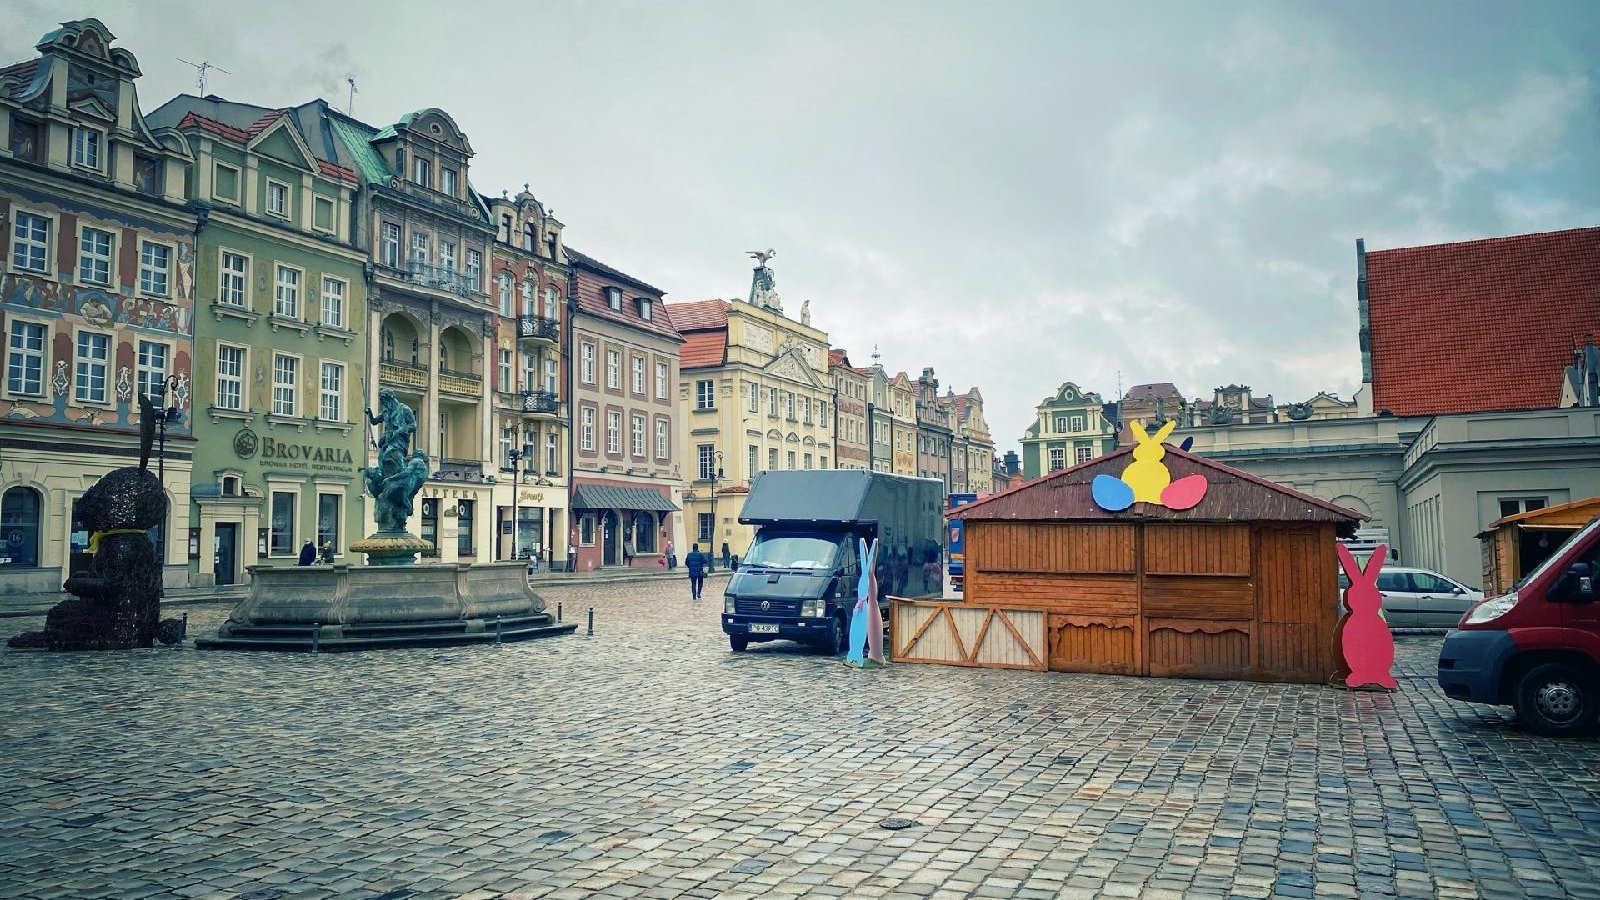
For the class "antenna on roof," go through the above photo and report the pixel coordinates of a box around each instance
[871,344,881,365]
[1116,369,1123,402]
[346,76,358,116]
[177,58,231,95]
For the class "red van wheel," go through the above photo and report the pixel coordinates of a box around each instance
[1514,663,1597,737]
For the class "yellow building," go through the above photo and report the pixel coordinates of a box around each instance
[669,264,837,558]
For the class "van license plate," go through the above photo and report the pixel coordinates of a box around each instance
[749,624,779,634]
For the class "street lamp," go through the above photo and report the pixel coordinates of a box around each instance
[148,375,184,486]
[508,442,533,560]
[708,450,724,571]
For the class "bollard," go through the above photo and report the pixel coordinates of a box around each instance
[557,602,563,623]
[495,615,503,645]
[310,622,320,654]
[587,606,594,636]
[179,612,188,643]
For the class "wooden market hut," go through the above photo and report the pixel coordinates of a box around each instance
[1479,496,1600,596]
[891,446,1362,684]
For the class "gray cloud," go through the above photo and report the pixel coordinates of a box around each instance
[12,0,1596,452]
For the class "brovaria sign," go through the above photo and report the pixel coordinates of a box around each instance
[261,437,356,469]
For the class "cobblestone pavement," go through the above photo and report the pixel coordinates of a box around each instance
[2,578,1598,900]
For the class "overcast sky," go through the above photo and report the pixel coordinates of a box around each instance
[7,1,1597,452]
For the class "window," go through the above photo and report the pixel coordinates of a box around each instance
[698,444,716,480]
[546,431,559,473]
[747,382,759,412]
[785,392,795,420]
[1499,498,1548,518]
[768,447,778,470]
[821,456,829,469]
[382,223,401,267]
[74,332,109,404]
[498,349,512,392]
[314,276,345,329]
[8,118,41,162]
[818,401,827,424]
[266,180,289,217]
[632,414,645,457]
[656,361,670,400]
[78,227,113,285]
[319,361,344,421]
[216,345,245,410]
[787,450,796,470]
[698,513,714,543]
[768,387,778,417]
[657,420,670,459]
[802,397,812,424]
[581,343,595,384]
[521,281,534,316]
[1076,445,1093,464]
[580,407,595,451]
[139,242,171,297]
[136,341,168,404]
[804,453,813,470]
[499,214,513,243]
[748,445,758,476]
[11,211,49,273]
[465,249,481,290]
[696,380,715,410]
[639,297,653,321]
[605,349,620,389]
[580,515,596,545]
[440,168,458,197]
[412,156,431,187]
[6,321,46,397]
[270,492,295,556]
[1049,448,1066,472]
[0,486,42,568]
[1070,414,1086,432]
[606,411,621,454]
[71,127,101,170]
[213,163,240,202]
[313,196,335,232]
[544,356,558,394]
[272,354,298,416]
[273,265,301,318]
[219,252,248,306]
[133,154,162,195]
[457,499,474,556]
[440,241,456,273]
[498,274,513,316]
[1054,415,1068,433]
[606,287,622,310]
[317,494,341,556]
[409,232,428,265]
[634,512,658,554]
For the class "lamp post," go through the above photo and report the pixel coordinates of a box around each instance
[708,450,723,571]
[508,443,532,560]
[149,375,184,487]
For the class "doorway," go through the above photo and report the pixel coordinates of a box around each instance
[602,512,618,566]
[214,523,238,586]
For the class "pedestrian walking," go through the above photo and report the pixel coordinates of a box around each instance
[666,539,677,570]
[320,540,334,564]
[720,541,731,570]
[685,543,708,600]
[297,540,317,566]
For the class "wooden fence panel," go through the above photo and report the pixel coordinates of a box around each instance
[1047,614,1140,675]
[891,599,1046,671]
[1145,620,1252,678]
[1253,524,1336,682]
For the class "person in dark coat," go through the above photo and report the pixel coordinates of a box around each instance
[685,543,709,600]
[298,540,317,566]
[720,542,731,570]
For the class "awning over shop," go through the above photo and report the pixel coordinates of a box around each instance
[572,485,679,513]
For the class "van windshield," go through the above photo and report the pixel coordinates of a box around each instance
[1514,516,1600,590]
[744,534,840,570]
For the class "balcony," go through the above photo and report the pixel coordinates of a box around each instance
[378,359,427,390]
[398,260,480,298]
[517,314,559,345]
[521,389,560,419]
[438,367,482,398]
[436,458,484,483]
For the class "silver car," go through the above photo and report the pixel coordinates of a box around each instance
[1338,566,1485,628]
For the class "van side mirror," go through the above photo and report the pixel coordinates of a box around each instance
[1555,562,1596,602]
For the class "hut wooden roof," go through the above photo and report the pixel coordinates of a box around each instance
[952,445,1362,526]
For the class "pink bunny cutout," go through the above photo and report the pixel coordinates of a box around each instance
[1336,543,1397,690]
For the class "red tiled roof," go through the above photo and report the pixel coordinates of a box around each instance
[0,59,40,100]
[567,248,682,343]
[952,445,1362,525]
[680,331,727,369]
[829,348,848,368]
[667,300,729,331]
[245,109,287,138]
[176,111,251,143]
[1123,382,1183,402]
[1368,226,1600,416]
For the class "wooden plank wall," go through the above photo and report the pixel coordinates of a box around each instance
[891,598,1047,671]
[1142,524,1255,679]
[1253,524,1337,682]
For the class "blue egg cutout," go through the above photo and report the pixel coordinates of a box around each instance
[1092,474,1135,512]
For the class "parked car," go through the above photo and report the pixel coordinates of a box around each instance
[1438,515,1600,736]
[1338,566,1484,628]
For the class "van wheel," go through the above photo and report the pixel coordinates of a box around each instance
[826,616,848,656]
[1514,663,1597,736]
[729,634,748,653]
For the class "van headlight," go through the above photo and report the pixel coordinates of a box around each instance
[801,598,829,618]
[1464,592,1517,625]
[724,594,736,614]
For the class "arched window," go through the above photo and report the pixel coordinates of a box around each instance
[1,486,42,568]
[544,285,561,322]
[521,281,534,317]
[382,327,395,362]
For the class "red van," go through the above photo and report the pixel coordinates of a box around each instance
[1437,515,1600,735]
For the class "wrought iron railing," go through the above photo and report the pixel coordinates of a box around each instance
[518,315,560,341]
[402,260,480,297]
[521,389,559,414]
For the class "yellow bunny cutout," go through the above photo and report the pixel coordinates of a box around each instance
[1123,420,1177,503]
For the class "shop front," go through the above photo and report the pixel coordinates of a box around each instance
[570,480,679,571]
[415,482,495,564]
[491,479,570,572]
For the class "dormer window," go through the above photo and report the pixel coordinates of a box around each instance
[545,233,558,258]
[439,168,457,197]
[221,476,241,496]
[522,223,536,252]
[605,287,622,311]
[71,127,102,171]
[412,156,430,188]
[638,297,653,321]
[499,214,512,243]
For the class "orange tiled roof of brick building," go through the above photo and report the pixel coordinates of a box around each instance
[667,300,730,369]
[1367,226,1600,416]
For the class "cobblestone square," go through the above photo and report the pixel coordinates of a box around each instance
[3,577,1599,900]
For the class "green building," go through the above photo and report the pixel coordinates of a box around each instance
[148,96,369,586]
[1020,382,1118,480]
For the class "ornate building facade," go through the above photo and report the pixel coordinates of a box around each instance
[0,19,197,598]
[1020,382,1118,479]
[829,348,870,470]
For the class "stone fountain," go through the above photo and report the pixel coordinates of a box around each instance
[196,390,575,651]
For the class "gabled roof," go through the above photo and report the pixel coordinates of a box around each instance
[680,331,727,368]
[567,247,665,295]
[953,445,1361,526]
[568,247,681,342]
[666,299,729,331]
[1123,382,1183,402]
[1367,226,1600,416]
[148,94,360,181]
[1487,494,1600,530]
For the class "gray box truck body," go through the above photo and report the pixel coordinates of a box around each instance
[721,470,944,653]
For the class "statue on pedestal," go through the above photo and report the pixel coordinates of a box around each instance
[352,389,432,565]
[747,247,783,314]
